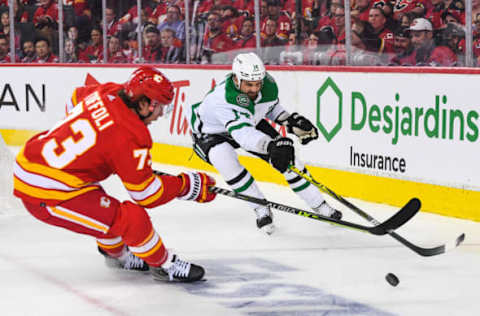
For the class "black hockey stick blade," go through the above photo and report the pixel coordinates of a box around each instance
[391,231,466,256]
[368,198,421,235]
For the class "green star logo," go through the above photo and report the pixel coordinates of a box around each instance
[316,77,342,142]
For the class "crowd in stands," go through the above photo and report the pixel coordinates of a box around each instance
[0,0,478,66]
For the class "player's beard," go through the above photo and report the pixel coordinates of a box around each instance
[247,92,258,100]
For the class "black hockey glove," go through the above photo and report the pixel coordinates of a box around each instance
[286,113,319,145]
[267,137,294,173]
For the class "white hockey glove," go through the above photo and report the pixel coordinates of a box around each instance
[281,112,319,145]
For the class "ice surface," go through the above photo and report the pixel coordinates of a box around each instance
[1,160,479,316]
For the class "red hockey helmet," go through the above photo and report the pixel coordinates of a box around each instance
[124,66,174,105]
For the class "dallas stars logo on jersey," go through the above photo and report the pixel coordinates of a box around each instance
[236,94,250,107]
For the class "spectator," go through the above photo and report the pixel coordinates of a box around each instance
[351,0,372,23]
[159,28,181,63]
[143,25,162,63]
[33,37,58,63]
[332,4,346,43]
[399,11,416,29]
[21,39,36,62]
[234,16,256,49]
[365,6,394,55]
[315,0,343,31]
[106,35,128,63]
[409,17,457,66]
[441,22,465,66]
[149,0,169,25]
[261,0,291,41]
[0,34,15,63]
[388,26,415,65]
[102,7,121,37]
[64,38,79,63]
[0,11,21,53]
[393,0,431,21]
[202,11,234,62]
[157,5,185,43]
[221,5,242,38]
[33,0,59,49]
[79,26,103,63]
[262,17,286,47]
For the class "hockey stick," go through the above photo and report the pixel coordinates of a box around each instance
[288,165,466,256]
[153,170,419,236]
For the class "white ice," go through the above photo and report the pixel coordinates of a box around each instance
[1,148,479,316]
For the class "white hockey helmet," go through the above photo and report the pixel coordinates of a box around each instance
[232,52,266,83]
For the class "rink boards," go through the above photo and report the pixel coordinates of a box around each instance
[1,64,479,221]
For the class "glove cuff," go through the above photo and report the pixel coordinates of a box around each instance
[178,172,201,201]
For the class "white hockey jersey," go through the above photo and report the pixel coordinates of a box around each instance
[187,72,287,154]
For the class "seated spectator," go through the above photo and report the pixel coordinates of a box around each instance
[283,0,316,20]
[21,39,36,62]
[157,5,185,43]
[393,0,431,21]
[408,17,457,66]
[33,36,58,63]
[303,28,336,64]
[105,35,128,63]
[440,22,465,66]
[315,0,342,31]
[159,28,182,63]
[221,5,243,38]
[261,0,291,41]
[33,0,59,49]
[0,11,21,53]
[202,11,234,62]
[0,34,17,63]
[388,26,416,65]
[142,25,162,63]
[262,17,287,47]
[119,1,153,27]
[149,0,169,25]
[64,38,79,63]
[351,0,372,23]
[79,26,103,63]
[233,0,255,17]
[332,4,345,43]
[64,0,91,20]
[102,7,120,37]
[364,6,394,55]
[234,16,256,49]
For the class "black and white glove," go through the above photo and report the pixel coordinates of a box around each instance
[267,137,295,173]
[285,113,318,145]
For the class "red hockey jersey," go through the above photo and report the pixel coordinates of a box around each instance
[14,82,182,208]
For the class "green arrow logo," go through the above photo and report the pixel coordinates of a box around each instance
[317,77,342,142]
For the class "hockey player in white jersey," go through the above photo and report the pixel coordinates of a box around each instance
[187,52,342,234]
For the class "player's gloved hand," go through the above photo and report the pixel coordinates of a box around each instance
[286,113,318,145]
[267,137,295,173]
[178,171,216,203]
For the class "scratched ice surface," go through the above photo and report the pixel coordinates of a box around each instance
[1,158,479,316]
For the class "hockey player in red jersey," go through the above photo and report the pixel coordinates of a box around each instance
[13,66,216,282]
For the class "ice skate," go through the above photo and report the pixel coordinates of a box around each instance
[150,251,205,282]
[98,246,149,272]
[312,201,342,220]
[255,205,275,235]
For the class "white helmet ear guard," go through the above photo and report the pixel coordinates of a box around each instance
[232,53,266,85]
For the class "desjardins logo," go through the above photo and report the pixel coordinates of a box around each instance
[316,77,479,144]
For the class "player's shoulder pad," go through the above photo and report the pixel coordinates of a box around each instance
[224,75,255,115]
[260,72,278,103]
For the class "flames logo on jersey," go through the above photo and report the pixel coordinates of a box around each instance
[100,196,111,208]
[394,0,412,12]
